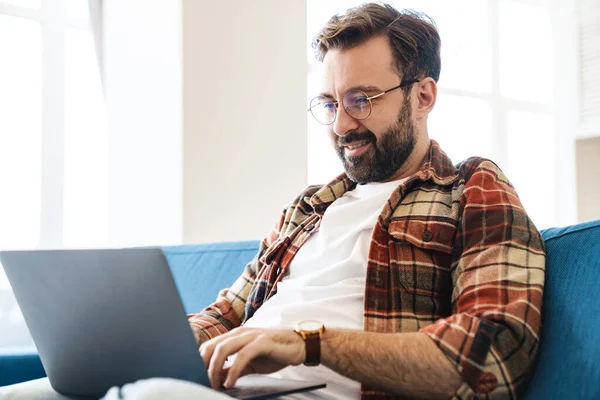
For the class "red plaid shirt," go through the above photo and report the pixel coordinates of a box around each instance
[188,140,545,399]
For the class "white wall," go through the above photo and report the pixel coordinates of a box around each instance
[104,0,183,246]
[551,0,579,227]
[182,0,308,243]
[102,0,308,246]
[576,137,600,223]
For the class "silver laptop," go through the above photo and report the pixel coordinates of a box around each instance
[0,248,325,399]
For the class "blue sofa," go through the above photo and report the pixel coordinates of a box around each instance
[1,220,599,399]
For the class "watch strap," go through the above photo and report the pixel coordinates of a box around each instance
[304,332,321,366]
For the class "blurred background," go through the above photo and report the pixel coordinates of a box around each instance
[0,0,598,347]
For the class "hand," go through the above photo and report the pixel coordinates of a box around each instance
[199,326,306,390]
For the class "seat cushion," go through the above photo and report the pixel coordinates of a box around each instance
[0,347,45,387]
[525,219,600,399]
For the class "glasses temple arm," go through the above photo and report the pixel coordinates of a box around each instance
[366,79,420,101]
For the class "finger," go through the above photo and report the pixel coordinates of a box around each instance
[207,331,256,390]
[207,331,259,390]
[220,366,232,384]
[200,327,248,369]
[224,336,272,388]
[220,365,253,386]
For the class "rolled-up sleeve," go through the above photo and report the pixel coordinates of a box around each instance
[420,160,546,399]
[187,211,286,345]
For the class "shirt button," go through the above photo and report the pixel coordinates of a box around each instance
[422,231,433,242]
[477,373,498,393]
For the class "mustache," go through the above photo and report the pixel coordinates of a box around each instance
[337,130,376,146]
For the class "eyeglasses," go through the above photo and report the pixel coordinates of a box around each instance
[308,79,420,126]
[307,79,419,125]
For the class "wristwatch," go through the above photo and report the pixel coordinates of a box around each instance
[294,320,325,367]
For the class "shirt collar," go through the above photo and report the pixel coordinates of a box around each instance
[413,139,459,186]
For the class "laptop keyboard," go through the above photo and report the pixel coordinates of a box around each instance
[222,385,285,399]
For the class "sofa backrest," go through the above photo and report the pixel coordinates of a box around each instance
[525,219,600,399]
[162,241,259,314]
[162,220,600,398]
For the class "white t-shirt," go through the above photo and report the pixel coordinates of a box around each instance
[243,178,406,399]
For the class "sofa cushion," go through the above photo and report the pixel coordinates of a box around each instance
[525,219,600,399]
[162,241,260,314]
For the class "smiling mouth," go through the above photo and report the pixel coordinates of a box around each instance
[342,140,372,157]
[343,140,370,150]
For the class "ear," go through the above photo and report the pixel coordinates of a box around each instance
[413,77,437,121]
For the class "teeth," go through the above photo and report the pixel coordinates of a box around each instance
[346,141,368,150]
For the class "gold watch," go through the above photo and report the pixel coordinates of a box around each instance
[294,320,325,367]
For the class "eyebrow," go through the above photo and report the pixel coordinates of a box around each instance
[319,85,383,99]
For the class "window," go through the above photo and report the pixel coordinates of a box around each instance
[307,0,575,231]
[0,1,107,347]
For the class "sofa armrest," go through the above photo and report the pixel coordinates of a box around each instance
[0,347,46,387]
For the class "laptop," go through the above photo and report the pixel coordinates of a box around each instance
[0,248,326,399]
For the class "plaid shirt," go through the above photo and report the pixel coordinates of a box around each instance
[188,140,545,399]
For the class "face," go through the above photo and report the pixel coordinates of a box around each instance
[320,36,418,183]
[333,96,415,183]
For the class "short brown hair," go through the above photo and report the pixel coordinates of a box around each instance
[312,2,441,83]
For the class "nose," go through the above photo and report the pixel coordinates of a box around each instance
[332,105,360,137]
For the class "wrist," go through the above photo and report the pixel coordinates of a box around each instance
[294,320,325,366]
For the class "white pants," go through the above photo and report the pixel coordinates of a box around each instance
[0,377,233,400]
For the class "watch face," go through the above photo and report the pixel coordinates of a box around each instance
[297,320,323,332]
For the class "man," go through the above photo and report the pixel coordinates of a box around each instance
[2,3,545,400]
[191,4,545,399]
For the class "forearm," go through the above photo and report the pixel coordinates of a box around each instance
[187,287,249,345]
[188,310,236,345]
[321,329,462,399]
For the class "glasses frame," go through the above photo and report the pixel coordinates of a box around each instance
[308,78,420,125]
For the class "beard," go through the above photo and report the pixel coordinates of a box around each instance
[334,96,416,183]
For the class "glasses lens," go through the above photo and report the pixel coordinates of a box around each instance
[343,90,371,120]
[309,96,336,125]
